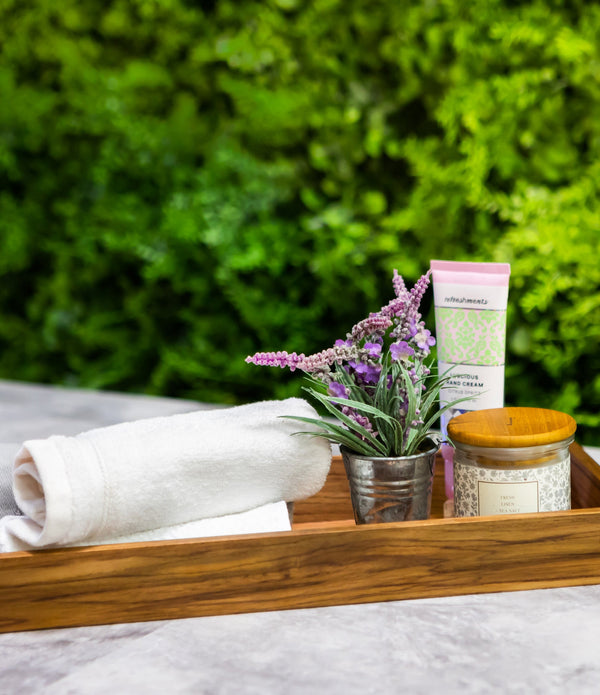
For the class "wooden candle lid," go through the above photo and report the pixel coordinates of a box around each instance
[447,407,577,448]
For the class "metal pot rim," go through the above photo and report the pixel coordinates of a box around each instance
[340,437,440,461]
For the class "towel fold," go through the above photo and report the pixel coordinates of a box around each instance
[0,398,331,551]
[0,501,292,552]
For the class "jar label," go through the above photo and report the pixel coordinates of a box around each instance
[454,455,571,516]
[477,480,539,515]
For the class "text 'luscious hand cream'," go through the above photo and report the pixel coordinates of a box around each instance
[430,260,511,500]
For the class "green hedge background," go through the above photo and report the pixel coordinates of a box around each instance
[1,0,599,442]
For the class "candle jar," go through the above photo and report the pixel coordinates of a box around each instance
[448,407,576,517]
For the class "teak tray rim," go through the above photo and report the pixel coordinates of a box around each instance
[1,442,600,633]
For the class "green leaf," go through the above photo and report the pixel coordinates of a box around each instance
[300,389,389,454]
[326,396,397,424]
[281,415,387,456]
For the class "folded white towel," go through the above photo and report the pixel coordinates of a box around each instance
[0,501,292,552]
[0,398,330,551]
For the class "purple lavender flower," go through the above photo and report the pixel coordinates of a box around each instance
[380,297,408,321]
[363,342,382,358]
[328,381,349,399]
[392,269,407,297]
[409,270,431,306]
[295,343,357,372]
[245,351,305,371]
[349,360,381,385]
[341,407,377,438]
[245,268,442,457]
[362,363,382,385]
[350,314,392,342]
[390,341,415,362]
[409,320,436,354]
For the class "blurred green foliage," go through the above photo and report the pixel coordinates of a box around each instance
[0,0,599,442]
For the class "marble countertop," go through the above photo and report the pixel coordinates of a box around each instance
[1,379,600,695]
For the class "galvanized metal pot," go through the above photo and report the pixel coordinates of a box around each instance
[341,439,438,524]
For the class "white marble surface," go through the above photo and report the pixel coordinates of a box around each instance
[1,379,600,694]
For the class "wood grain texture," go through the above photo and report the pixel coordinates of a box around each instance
[291,455,354,523]
[448,407,577,448]
[0,443,598,633]
[571,442,600,508]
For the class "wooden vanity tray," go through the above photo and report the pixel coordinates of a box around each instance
[1,442,600,633]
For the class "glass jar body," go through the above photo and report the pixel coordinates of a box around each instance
[453,437,573,517]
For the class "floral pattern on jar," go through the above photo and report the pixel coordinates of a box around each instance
[454,453,571,517]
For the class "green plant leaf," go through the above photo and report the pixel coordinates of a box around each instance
[281,415,387,456]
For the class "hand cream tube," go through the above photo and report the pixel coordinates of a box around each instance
[430,260,511,500]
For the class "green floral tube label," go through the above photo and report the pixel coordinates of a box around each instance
[435,307,507,366]
[432,276,509,435]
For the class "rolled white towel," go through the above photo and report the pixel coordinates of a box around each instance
[0,501,292,552]
[0,398,331,550]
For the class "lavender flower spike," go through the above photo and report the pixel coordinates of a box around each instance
[296,343,357,372]
[245,351,305,371]
[392,269,407,297]
[244,268,448,458]
[409,269,432,306]
[350,314,392,342]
